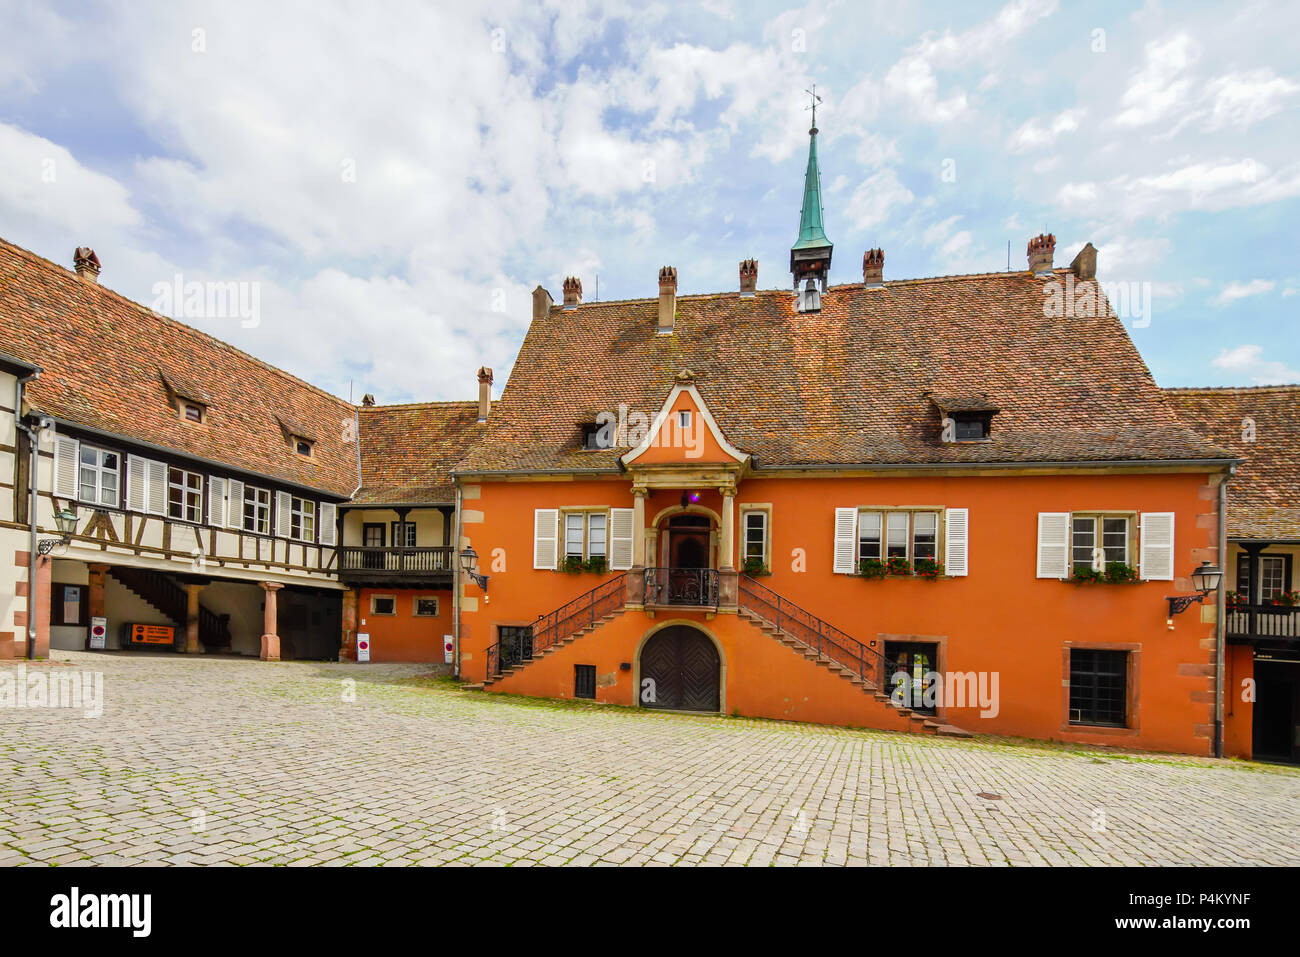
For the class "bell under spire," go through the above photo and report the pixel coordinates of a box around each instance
[790,85,833,311]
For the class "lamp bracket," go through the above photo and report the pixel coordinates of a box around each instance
[1165,595,1204,616]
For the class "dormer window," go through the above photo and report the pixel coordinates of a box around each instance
[930,394,1000,444]
[580,422,609,450]
[182,402,204,423]
[952,413,990,441]
[295,437,314,457]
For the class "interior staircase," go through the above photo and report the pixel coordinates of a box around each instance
[109,566,232,651]
[473,571,971,738]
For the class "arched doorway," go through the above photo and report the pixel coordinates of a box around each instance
[638,625,721,712]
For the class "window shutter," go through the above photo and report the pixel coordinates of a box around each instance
[833,507,857,574]
[145,459,167,515]
[127,455,148,511]
[533,508,559,569]
[609,507,635,570]
[208,477,226,527]
[1036,513,1070,578]
[226,479,244,529]
[945,508,969,577]
[53,435,79,498]
[319,502,337,546]
[276,491,293,538]
[1140,512,1175,581]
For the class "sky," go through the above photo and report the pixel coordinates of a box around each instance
[1,0,1297,403]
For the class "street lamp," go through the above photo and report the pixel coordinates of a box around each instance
[459,545,489,591]
[1166,561,1223,618]
[37,504,79,555]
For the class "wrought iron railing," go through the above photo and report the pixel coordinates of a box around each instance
[738,574,887,688]
[338,546,454,574]
[1227,604,1300,641]
[643,567,720,608]
[485,574,626,679]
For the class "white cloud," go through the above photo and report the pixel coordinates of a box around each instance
[1204,69,1300,129]
[1114,33,1200,128]
[1214,279,1276,305]
[844,169,914,230]
[1211,344,1300,384]
[1008,108,1085,152]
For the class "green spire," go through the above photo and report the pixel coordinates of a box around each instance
[792,122,832,254]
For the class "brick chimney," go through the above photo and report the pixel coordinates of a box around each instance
[361,393,376,407]
[657,266,677,334]
[562,276,582,310]
[1027,234,1056,277]
[1070,242,1097,281]
[862,248,884,288]
[739,259,757,299]
[477,367,494,422]
[73,247,100,282]
[532,284,554,322]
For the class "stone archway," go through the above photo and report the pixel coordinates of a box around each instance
[637,624,721,712]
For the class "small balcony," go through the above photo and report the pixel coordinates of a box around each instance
[1226,604,1300,644]
[337,546,455,586]
[643,567,721,609]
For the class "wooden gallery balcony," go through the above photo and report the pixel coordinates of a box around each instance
[337,546,455,587]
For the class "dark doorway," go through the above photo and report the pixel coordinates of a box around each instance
[639,626,720,712]
[1253,657,1299,762]
[883,641,939,715]
[362,523,385,569]
[666,513,710,570]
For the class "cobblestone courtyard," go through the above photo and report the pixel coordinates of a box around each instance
[1,652,1297,866]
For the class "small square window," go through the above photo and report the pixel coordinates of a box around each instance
[295,438,314,457]
[371,596,396,616]
[678,410,692,429]
[414,597,439,617]
[1069,649,1128,727]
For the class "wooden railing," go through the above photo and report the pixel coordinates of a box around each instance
[337,546,454,575]
[1226,604,1300,641]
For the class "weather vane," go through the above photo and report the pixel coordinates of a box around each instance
[804,83,822,131]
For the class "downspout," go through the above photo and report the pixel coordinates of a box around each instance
[452,483,462,680]
[14,370,42,659]
[1214,466,1232,758]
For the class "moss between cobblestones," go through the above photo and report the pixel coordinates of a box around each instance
[229,664,1300,776]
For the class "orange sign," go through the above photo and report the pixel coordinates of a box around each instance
[129,624,174,645]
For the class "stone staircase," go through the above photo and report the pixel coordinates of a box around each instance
[736,604,970,738]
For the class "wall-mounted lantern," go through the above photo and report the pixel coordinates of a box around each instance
[37,504,78,555]
[459,545,489,591]
[1165,561,1223,621]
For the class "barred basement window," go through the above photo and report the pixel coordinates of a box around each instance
[1069,649,1128,727]
[574,664,597,699]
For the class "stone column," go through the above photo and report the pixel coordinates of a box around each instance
[184,582,203,654]
[86,563,108,651]
[632,486,647,567]
[339,586,359,662]
[719,486,736,571]
[259,582,284,662]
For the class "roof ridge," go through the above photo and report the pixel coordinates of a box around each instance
[360,399,479,411]
[0,236,353,410]
[1164,384,1300,393]
[543,268,1065,312]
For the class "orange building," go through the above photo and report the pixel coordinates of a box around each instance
[450,119,1240,756]
[1166,386,1300,761]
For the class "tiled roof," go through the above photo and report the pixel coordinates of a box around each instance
[1165,385,1300,540]
[458,269,1233,474]
[354,401,483,505]
[0,237,359,496]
